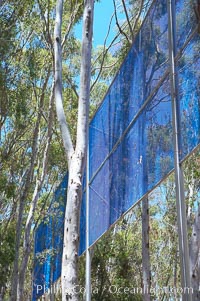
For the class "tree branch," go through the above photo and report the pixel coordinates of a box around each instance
[113,0,132,45]
[90,13,120,91]
[76,0,94,156]
[61,2,82,49]
[132,0,145,34]
[121,0,134,40]
[37,0,53,49]
[54,0,74,164]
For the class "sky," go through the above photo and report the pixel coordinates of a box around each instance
[75,0,125,47]
[93,0,116,46]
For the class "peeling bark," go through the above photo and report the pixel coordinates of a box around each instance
[61,153,83,301]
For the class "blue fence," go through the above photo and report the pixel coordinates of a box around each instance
[33,0,200,299]
[32,175,67,299]
[88,0,199,247]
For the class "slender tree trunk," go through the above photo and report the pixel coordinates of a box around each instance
[11,69,51,300]
[173,249,178,300]
[189,203,200,300]
[54,0,94,300]
[50,230,55,301]
[17,81,54,301]
[10,134,39,301]
[10,198,25,301]
[142,197,151,301]
[0,287,5,301]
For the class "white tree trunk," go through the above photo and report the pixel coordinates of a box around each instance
[54,0,94,300]
[61,155,83,301]
[189,203,200,300]
[54,0,74,163]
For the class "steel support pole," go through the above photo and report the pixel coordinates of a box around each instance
[167,1,192,300]
[86,139,91,301]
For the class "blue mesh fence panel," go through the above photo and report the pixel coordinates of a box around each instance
[89,160,110,245]
[89,97,110,178]
[176,0,198,50]
[88,0,200,248]
[33,0,200,298]
[51,174,67,282]
[32,220,52,300]
[178,36,200,159]
[89,0,172,246]
[89,0,169,180]
[79,190,86,255]
[32,222,48,300]
[79,171,86,255]
[89,78,174,246]
[32,175,67,300]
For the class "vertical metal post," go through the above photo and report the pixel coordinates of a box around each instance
[86,137,91,301]
[167,1,192,300]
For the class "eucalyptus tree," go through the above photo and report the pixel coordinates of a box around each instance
[184,153,200,300]
[53,1,156,300]
[7,0,85,299]
[1,0,116,299]
[54,0,94,300]
[0,0,82,299]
